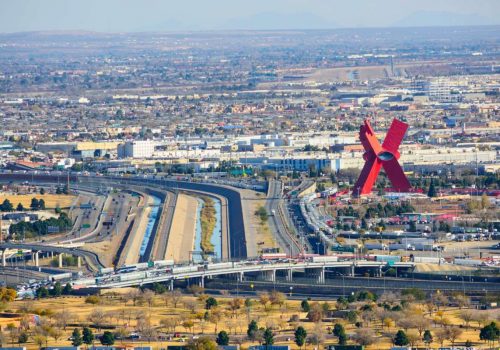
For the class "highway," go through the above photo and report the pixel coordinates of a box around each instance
[85,259,415,288]
[150,189,178,261]
[266,180,302,256]
[0,242,105,271]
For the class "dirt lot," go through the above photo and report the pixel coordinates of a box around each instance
[0,193,76,209]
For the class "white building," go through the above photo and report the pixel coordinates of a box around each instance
[118,140,156,159]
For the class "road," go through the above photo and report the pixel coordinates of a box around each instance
[150,190,177,261]
[0,242,105,271]
[266,180,302,256]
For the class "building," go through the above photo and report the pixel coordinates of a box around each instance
[118,141,156,159]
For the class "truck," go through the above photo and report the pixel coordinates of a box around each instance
[454,258,483,267]
[372,255,401,263]
[119,271,147,282]
[206,262,234,270]
[411,256,444,264]
[364,243,388,251]
[153,260,175,268]
[172,265,199,274]
[98,267,114,275]
[311,256,339,263]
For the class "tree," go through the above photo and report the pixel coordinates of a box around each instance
[16,203,24,211]
[480,322,499,347]
[82,327,94,346]
[100,331,114,346]
[205,297,218,310]
[333,323,346,345]
[36,286,49,298]
[446,326,463,347]
[170,289,182,308]
[216,331,229,346]
[394,330,409,346]
[423,329,433,347]
[88,309,106,331]
[247,320,259,340]
[51,282,62,297]
[30,198,40,210]
[1,199,13,212]
[40,188,45,195]
[187,336,218,350]
[352,328,376,347]
[18,331,28,344]
[294,326,307,349]
[301,299,310,312]
[71,328,83,347]
[428,178,437,197]
[263,328,274,346]
[62,283,72,295]
[38,199,46,210]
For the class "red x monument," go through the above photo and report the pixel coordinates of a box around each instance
[352,118,411,196]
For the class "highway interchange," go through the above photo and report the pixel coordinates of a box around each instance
[0,171,498,297]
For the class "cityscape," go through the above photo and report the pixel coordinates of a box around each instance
[0,2,499,350]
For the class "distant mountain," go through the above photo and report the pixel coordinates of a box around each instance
[393,11,497,27]
[220,12,337,30]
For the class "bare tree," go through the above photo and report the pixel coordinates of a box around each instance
[88,309,106,331]
[351,328,377,347]
[446,326,463,348]
[170,289,182,308]
[142,289,155,308]
[459,310,473,329]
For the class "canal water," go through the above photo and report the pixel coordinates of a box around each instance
[193,196,222,262]
[139,195,161,257]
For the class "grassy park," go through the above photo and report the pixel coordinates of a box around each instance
[0,285,498,349]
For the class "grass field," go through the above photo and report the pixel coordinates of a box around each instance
[1,291,497,350]
[0,193,75,209]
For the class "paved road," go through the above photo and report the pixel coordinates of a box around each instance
[0,242,105,271]
[266,180,301,256]
[151,190,177,261]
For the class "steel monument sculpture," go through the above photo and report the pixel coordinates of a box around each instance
[352,118,411,196]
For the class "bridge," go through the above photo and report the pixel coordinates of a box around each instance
[75,259,416,289]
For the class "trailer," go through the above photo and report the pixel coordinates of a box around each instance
[206,262,234,271]
[98,267,114,275]
[172,265,199,274]
[153,260,175,268]
[364,243,388,251]
[372,255,401,263]
[412,256,444,264]
[119,271,147,282]
[311,256,339,263]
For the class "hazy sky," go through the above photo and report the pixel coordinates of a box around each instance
[0,0,499,32]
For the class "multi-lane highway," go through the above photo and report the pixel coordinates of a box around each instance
[266,180,302,256]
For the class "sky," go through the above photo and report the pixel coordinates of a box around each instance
[0,0,499,33]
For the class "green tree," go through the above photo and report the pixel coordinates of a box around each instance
[40,188,45,195]
[51,282,62,297]
[294,326,307,349]
[62,283,72,295]
[423,330,433,347]
[187,337,217,350]
[30,198,40,210]
[479,322,499,347]
[71,328,83,347]
[300,299,310,312]
[428,178,437,197]
[394,330,409,346]
[333,323,347,345]
[82,327,94,346]
[18,332,28,344]
[16,203,24,211]
[205,297,218,310]
[36,286,49,298]
[263,328,274,346]
[216,331,229,346]
[38,199,46,210]
[409,220,417,232]
[100,331,114,346]
[1,199,13,212]
[247,320,259,340]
